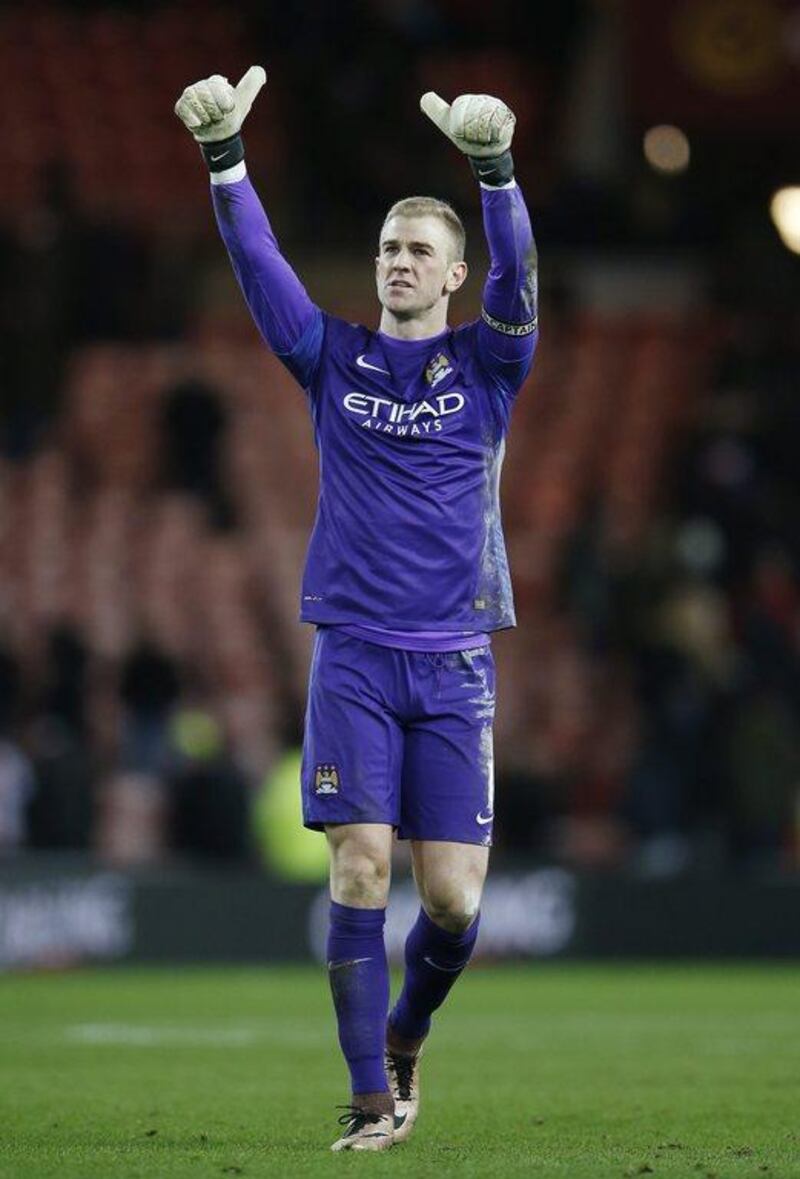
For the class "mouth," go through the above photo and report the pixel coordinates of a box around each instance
[387,279,413,289]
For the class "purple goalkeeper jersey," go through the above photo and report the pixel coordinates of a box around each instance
[211,168,538,633]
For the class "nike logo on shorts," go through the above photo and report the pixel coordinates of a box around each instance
[356,354,390,375]
[476,810,494,825]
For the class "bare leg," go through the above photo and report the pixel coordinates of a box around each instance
[411,839,489,932]
[326,822,393,909]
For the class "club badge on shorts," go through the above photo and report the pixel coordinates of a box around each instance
[425,352,453,388]
[314,764,340,795]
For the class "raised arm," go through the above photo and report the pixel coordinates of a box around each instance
[420,92,538,397]
[175,67,323,388]
[476,180,537,385]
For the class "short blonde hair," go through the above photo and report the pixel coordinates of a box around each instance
[381,196,466,262]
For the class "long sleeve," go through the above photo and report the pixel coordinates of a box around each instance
[211,170,324,388]
[476,182,539,398]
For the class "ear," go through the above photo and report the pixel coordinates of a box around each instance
[444,259,468,294]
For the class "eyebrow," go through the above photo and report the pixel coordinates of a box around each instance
[380,238,436,250]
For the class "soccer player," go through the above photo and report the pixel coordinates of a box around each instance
[175,67,538,1151]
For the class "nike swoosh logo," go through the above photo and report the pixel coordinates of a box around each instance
[210,152,229,162]
[423,956,464,973]
[476,810,494,825]
[356,354,390,375]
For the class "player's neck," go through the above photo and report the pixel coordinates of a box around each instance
[378,306,448,342]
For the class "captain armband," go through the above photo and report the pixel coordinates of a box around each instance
[481,307,538,337]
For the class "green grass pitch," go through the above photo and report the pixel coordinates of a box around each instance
[2,963,798,1178]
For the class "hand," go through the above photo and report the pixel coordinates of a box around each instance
[174,66,266,143]
[420,92,515,158]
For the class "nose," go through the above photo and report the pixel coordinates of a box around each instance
[389,247,412,271]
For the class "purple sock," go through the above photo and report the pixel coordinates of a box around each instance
[389,907,481,1042]
[327,901,390,1095]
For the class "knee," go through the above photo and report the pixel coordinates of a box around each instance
[331,847,391,908]
[422,881,481,934]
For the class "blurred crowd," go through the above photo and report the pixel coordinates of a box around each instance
[0,1,798,875]
[501,311,800,874]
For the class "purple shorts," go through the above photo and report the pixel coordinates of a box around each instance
[301,627,496,846]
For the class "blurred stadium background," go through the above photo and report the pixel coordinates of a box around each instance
[1,0,799,969]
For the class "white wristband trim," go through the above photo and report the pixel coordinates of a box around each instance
[210,161,247,186]
[480,178,517,191]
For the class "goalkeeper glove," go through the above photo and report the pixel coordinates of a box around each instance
[174,66,266,172]
[420,92,516,186]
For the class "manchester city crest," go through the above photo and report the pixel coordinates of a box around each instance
[314,764,340,795]
[424,352,453,388]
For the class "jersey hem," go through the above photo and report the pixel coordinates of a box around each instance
[336,624,491,653]
[300,608,516,632]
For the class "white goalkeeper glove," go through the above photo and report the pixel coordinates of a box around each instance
[420,92,516,185]
[175,66,266,172]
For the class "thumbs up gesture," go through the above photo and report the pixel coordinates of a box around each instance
[175,66,266,143]
[420,92,515,158]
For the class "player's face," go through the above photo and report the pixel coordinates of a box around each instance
[376,215,466,319]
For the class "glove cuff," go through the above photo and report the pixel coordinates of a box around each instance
[199,133,245,173]
[469,150,514,187]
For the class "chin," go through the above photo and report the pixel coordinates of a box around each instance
[383,295,419,318]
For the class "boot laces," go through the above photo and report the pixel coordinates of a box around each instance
[336,1105,385,1130]
[388,1053,415,1101]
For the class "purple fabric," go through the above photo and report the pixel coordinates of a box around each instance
[338,623,490,653]
[389,907,481,1042]
[302,628,495,845]
[478,183,538,372]
[211,174,321,369]
[210,171,538,633]
[327,901,390,1095]
[298,319,523,631]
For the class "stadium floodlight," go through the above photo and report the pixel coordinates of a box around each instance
[769,186,800,254]
[643,124,690,174]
